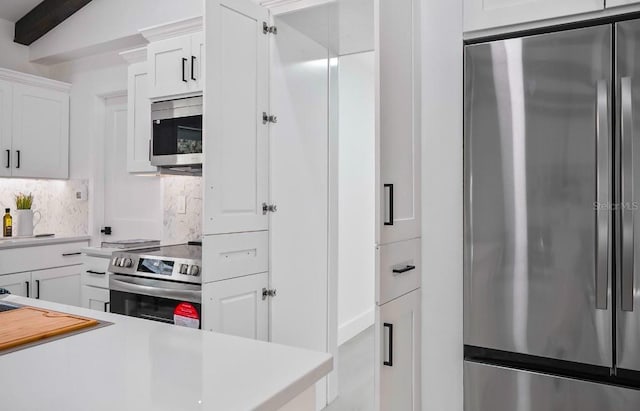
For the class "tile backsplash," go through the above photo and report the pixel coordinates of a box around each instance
[162,176,202,244]
[0,179,89,237]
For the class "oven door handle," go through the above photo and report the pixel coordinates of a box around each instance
[109,276,201,303]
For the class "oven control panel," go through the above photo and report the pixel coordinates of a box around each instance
[109,252,202,284]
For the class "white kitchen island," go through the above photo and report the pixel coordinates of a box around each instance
[0,295,332,411]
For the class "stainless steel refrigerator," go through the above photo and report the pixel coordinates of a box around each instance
[464,19,640,410]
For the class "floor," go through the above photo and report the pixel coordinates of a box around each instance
[325,326,374,411]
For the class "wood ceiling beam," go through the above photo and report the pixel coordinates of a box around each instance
[14,0,93,46]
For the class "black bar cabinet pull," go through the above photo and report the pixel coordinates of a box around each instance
[16,150,20,169]
[35,280,40,299]
[384,184,394,226]
[393,265,416,274]
[25,281,30,298]
[86,270,106,275]
[62,252,82,257]
[182,58,188,82]
[384,323,393,367]
[104,302,110,313]
[191,56,197,81]
[5,149,9,168]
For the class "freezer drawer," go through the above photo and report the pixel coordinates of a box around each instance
[376,238,421,305]
[465,361,640,411]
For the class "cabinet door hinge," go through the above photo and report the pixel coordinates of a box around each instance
[263,112,278,124]
[263,22,278,35]
[262,203,278,215]
[262,288,277,300]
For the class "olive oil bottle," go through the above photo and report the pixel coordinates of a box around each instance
[3,208,12,237]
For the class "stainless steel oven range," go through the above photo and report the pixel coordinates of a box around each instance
[108,243,202,329]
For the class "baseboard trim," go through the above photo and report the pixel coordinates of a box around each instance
[338,307,374,346]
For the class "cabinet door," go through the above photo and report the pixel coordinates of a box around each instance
[375,289,421,411]
[190,32,205,94]
[464,0,603,32]
[12,84,69,179]
[204,0,269,234]
[127,61,156,173]
[32,265,82,307]
[0,272,31,297]
[0,80,12,178]
[203,272,269,341]
[82,285,110,312]
[147,35,192,99]
[376,0,421,245]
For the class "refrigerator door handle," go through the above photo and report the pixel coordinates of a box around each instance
[621,76,635,312]
[596,79,610,310]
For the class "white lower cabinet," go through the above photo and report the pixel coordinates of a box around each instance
[203,272,269,341]
[31,265,82,307]
[0,272,30,297]
[376,288,421,411]
[83,286,110,312]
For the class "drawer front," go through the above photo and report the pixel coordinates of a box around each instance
[82,256,111,288]
[377,238,421,305]
[0,241,88,275]
[203,231,269,282]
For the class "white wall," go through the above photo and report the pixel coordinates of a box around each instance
[337,51,375,345]
[0,17,50,76]
[421,0,464,410]
[29,0,203,64]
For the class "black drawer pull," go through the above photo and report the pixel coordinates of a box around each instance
[393,265,416,274]
[5,149,10,168]
[86,270,106,275]
[62,252,81,257]
[384,184,394,226]
[384,323,393,367]
[104,302,110,312]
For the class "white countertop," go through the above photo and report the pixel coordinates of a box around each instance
[0,235,90,250]
[82,245,121,258]
[0,296,333,411]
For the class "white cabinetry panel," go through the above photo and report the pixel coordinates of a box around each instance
[32,265,82,307]
[204,0,269,235]
[0,79,11,178]
[607,0,640,6]
[147,35,192,99]
[464,0,603,32]
[11,84,69,179]
[127,60,155,173]
[0,272,30,297]
[203,272,269,341]
[377,0,421,245]
[203,231,269,283]
[375,289,421,411]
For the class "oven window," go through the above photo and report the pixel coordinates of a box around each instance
[110,290,201,329]
[153,115,203,156]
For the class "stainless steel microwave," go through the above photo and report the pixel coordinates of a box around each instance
[151,96,203,171]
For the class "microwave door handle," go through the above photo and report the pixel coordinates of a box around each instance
[622,76,635,312]
[109,277,201,303]
[595,79,610,311]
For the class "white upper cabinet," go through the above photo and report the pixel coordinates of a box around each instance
[142,17,204,100]
[377,0,421,245]
[607,0,640,7]
[0,79,11,178]
[120,48,156,174]
[204,0,269,235]
[464,0,604,32]
[12,82,70,179]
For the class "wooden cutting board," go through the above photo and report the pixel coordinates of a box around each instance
[0,307,99,351]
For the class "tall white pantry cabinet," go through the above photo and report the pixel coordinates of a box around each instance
[375,0,422,410]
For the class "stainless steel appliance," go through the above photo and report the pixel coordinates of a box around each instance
[151,96,203,173]
[465,21,640,409]
[108,243,202,329]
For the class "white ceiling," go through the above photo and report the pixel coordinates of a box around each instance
[0,0,42,23]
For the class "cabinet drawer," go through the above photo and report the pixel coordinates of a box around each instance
[376,238,421,305]
[203,231,269,282]
[81,256,110,288]
[0,241,88,275]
